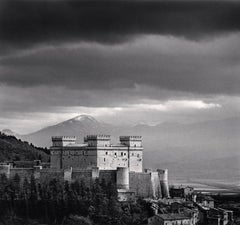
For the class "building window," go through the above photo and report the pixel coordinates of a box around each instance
[104,158,106,162]
[106,152,108,155]
[121,152,123,156]
[114,152,117,157]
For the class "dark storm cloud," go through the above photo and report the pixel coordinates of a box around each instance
[1,33,240,96]
[1,0,240,50]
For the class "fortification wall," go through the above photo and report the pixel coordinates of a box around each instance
[129,150,143,172]
[50,151,61,169]
[151,172,162,199]
[117,167,129,189]
[72,169,93,186]
[52,149,98,170]
[65,168,116,186]
[158,169,170,198]
[40,168,64,183]
[97,149,129,170]
[129,172,153,198]
[99,170,116,184]
[9,168,34,180]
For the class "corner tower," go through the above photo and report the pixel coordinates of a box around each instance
[120,136,143,172]
[50,136,76,169]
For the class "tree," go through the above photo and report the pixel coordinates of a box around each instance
[12,173,21,197]
[22,177,30,220]
[64,215,92,225]
[0,173,9,200]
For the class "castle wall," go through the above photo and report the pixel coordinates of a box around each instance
[40,168,64,183]
[51,148,98,169]
[71,169,93,186]
[50,150,62,169]
[129,149,143,172]
[62,149,97,169]
[70,169,117,186]
[97,149,129,170]
[97,148,142,172]
[10,168,34,180]
[0,162,166,200]
[158,169,170,198]
[151,172,162,199]
[117,167,129,189]
[129,172,154,198]
[99,170,116,184]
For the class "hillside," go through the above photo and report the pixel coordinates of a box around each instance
[0,132,49,162]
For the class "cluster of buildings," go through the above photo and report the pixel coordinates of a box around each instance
[148,188,234,225]
[0,134,235,224]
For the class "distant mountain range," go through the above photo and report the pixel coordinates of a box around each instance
[3,115,240,181]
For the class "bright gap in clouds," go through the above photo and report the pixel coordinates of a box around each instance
[133,100,221,111]
[60,100,221,118]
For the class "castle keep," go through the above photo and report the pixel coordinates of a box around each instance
[50,135,143,172]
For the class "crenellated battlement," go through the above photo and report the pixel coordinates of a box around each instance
[86,134,111,140]
[52,136,76,147]
[119,136,142,140]
[119,135,142,147]
[52,136,76,140]
[50,134,143,172]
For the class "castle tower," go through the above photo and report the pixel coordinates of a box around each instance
[116,167,129,189]
[85,135,111,147]
[50,136,76,169]
[158,169,170,198]
[52,136,76,147]
[120,136,143,172]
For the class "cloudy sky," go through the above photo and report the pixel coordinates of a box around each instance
[1,0,240,134]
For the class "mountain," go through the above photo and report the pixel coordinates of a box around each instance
[16,115,240,181]
[21,115,118,147]
[0,132,49,162]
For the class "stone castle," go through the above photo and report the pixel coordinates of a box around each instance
[0,134,170,201]
[49,135,170,201]
[51,135,143,172]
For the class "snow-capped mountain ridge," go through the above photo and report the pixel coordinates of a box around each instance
[72,115,98,122]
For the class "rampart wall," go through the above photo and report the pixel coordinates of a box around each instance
[129,172,154,198]
[40,168,64,183]
[71,169,93,186]
[9,168,34,180]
